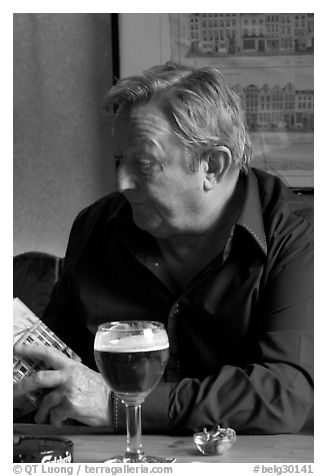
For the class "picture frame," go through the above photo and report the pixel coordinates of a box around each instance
[116,13,313,191]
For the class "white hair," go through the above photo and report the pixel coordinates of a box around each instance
[105,63,252,172]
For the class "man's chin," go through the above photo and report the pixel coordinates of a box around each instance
[132,212,168,238]
[132,210,154,231]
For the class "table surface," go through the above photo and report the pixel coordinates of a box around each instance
[14,424,314,463]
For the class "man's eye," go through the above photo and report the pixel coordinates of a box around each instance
[138,161,155,173]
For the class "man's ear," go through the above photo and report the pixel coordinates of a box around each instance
[202,146,233,191]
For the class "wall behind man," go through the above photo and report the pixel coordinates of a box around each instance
[14,13,115,257]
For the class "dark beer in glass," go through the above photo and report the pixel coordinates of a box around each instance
[94,346,169,405]
[94,321,173,462]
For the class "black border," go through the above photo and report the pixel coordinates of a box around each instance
[111,13,120,83]
[291,188,314,195]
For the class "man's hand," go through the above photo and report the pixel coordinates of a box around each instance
[13,343,111,428]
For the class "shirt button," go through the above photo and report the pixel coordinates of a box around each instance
[173,304,180,316]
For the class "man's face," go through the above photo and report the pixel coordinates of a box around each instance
[112,102,208,239]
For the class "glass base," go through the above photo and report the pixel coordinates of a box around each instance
[103,455,176,463]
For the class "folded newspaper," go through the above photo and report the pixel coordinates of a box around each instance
[13,297,78,420]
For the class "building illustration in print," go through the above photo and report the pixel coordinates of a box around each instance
[232,82,313,132]
[170,12,314,186]
[188,13,313,57]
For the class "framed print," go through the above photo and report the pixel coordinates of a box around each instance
[118,13,314,189]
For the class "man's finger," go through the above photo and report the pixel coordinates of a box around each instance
[71,353,82,363]
[34,369,66,388]
[13,379,32,399]
[14,369,65,397]
[14,342,73,370]
[13,373,44,397]
[35,389,63,424]
[49,404,69,428]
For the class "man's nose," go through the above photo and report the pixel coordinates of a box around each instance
[116,163,136,192]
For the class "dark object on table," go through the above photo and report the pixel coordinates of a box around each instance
[13,436,73,463]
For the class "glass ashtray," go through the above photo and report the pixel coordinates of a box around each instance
[193,425,236,456]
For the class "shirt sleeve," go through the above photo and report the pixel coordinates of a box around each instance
[41,208,97,370]
[139,222,314,435]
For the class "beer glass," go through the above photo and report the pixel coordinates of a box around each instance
[94,321,174,462]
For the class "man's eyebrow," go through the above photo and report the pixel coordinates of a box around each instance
[132,138,164,156]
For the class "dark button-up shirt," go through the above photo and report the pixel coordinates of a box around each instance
[42,168,313,434]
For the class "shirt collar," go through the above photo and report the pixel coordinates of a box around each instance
[235,168,267,255]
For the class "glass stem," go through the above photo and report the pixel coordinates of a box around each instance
[125,404,144,460]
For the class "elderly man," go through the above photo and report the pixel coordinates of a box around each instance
[14,63,313,434]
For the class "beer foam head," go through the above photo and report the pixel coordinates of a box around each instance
[95,328,169,353]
